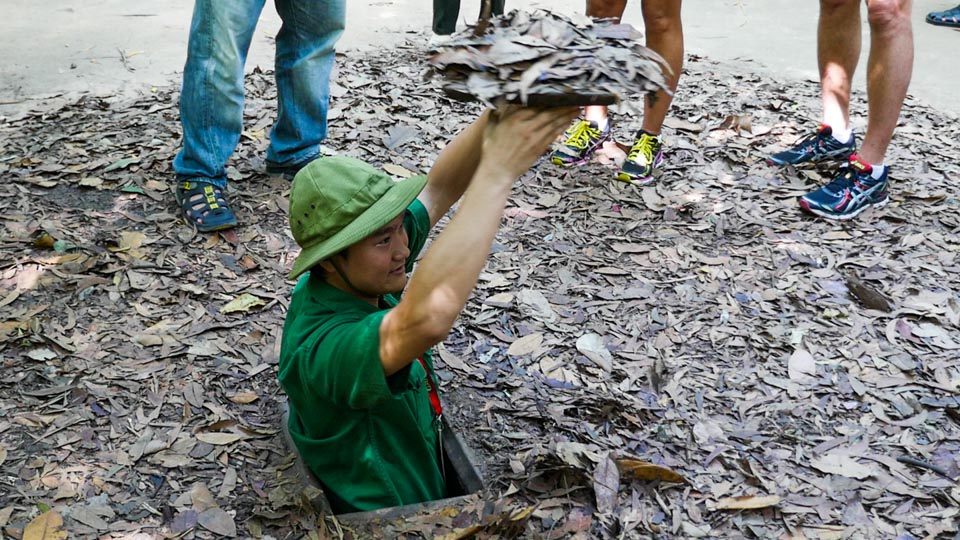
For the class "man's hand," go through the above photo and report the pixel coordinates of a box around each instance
[482,107,580,181]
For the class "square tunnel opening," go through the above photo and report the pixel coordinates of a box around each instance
[281,406,485,524]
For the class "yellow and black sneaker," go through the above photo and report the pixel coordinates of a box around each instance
[617,130,664,184]
[551,119,611,167]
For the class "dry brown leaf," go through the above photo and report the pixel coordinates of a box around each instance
[787,349,816,382]
[0,507,14,527]
[196,432,245,445]
[616,458,686,483]
[507,333,543,356]
[845,274,893,312]
[23,511,67,540]
[810,454,875,479]
[198,507,236,537]
[484,292,515,307]
[576,333,612,371]
[437,343,470,372]
[26,348,57,361]
[593,455,620,514]
[228,391,259,404]
[220,293,265,314]
[383,163,414,178]
[118,231,147,251]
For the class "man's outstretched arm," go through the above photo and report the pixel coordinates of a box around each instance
[379,107,578,375]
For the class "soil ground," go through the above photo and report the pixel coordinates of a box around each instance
[2,4,960,540]
[1,0,958,117]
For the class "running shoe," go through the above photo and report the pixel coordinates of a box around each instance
[768,124,856,166]
[616,130,664,184]
[551,119,611,167]
[799,154,890,220]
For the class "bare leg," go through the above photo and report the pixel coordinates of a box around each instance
[584,0,628,125]
[640,0,683,135]
[818,0,862,134]
[860,0,913,164]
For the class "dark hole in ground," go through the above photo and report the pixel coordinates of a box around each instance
[280,406,484,522]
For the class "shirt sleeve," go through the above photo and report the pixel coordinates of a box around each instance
[403,198,432,272]
[291,309,412,410]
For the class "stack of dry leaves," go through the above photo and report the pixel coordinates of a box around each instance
[1,37,959,539]
[429,10,669,107]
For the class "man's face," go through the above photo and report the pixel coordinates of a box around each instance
[327,213,410,301]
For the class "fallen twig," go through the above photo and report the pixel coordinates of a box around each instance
[896,455,956,483]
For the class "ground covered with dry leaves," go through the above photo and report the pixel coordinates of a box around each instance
[2,41,960,540]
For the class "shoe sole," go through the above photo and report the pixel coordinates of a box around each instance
[552,155,590,168]
[614,172,655,185]
[616,153,663,185]
[798,196,889,221]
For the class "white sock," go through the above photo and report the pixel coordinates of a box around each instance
[591,117,609,131]
[831,126,852,143]
[870,163,886,179]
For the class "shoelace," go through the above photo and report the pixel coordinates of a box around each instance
[823,168,858,193]
[627,134,658,166]
[791,130,824,151]
[564,121,601,150]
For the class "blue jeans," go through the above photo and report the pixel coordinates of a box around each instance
[174,0,345,188]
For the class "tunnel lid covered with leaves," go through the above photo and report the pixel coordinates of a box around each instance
[428,9,671,107]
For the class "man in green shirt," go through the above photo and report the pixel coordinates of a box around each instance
[278,106,577,513]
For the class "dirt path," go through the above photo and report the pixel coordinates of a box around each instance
[2,38,959,537]
[2,0,958,117]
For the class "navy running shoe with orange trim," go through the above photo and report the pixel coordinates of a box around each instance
[799,154,890,221]
[768,124,856,166]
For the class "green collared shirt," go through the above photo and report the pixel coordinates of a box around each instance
[279,199,445,514]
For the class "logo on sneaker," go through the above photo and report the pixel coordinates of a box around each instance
[849,154,871,173]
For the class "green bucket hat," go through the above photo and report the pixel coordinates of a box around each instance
[288,156,427,279]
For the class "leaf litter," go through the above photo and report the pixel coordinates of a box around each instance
[429,10,669,107]
[1,33,960,539]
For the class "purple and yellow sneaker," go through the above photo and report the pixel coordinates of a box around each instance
[551,119,611,167]
[616,130,664,184]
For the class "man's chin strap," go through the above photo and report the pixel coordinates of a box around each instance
[329,255,377,301]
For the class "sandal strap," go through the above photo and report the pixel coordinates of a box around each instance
[176,180,238,232]
[928,6,960,22]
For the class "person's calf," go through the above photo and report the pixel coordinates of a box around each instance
[866,0,913,31]
[820,0,861,14]
[819,0,862,29]
[643,15,682,38]
[640,0,683,36]
[587,0,628,21]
